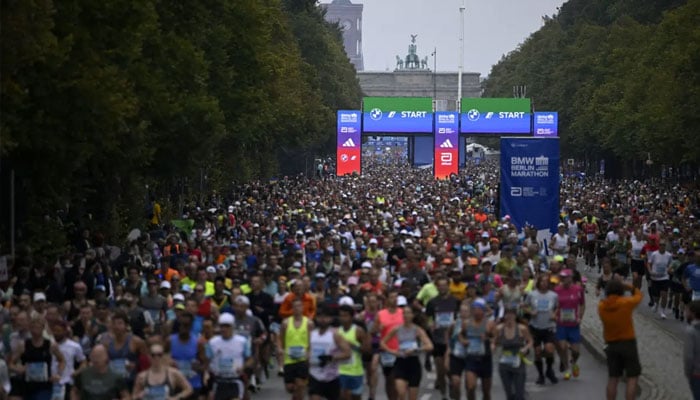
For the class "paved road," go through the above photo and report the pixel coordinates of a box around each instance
[255,346,624,399]
[579,258,690,400]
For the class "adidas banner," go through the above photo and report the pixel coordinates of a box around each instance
[434,112,459,179]
[336,110,362,176]
[500,137,560,233]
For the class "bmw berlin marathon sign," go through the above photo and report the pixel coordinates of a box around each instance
[533,112,558,137]
[336,110,362,176]
[500,137,560,233]
[434,112,459,179]
[362,97,433,133]
[461,98,532,134]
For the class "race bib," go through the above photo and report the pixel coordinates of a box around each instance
[177,360,195,378]
[693,291,700,301]
[26,362,49,382]
[398,340,418,352]
[436,312,454,328]
[654,264,667,277]
[586,234,596,241]
[466,338,485,356]
[536,299,550,312]
[269,322,281,334]
[51,384,65,400]
[110,358,129,378]
[499,351,521,368]
[561,308,576,323]
[380,352,396,367]
[452,342,465,358]
[144,384,168,400]
[288,346,305,360]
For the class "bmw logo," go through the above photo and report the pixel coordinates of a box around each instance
[370,108,383,121]
[467,109,480,122]
[340,154,349,162]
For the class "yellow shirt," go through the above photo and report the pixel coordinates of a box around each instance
[449,281,467,301]
[366,248,385,260]
[150,202,161,225]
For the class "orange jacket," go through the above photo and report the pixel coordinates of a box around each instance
[278,293,316,319]
[598,287,642,342]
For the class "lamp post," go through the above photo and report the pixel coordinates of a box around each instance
[457,0,465,106]
[431,47,437,100]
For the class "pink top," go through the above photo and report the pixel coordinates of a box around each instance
[378,308,404,351]
[554,284,585,327]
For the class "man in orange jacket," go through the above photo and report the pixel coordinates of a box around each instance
[598,279,642,400]
[278,279,316,319]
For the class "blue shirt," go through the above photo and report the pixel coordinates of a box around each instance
[684,264,700,291]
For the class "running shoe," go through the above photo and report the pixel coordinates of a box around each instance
[659,310,667,319]
[563,371,571,381]
[536,375,545,385]
[546,369,558,384]
[572,363,580,378]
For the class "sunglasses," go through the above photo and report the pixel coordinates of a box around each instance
[151,352,164,357]
[195,289,204,292]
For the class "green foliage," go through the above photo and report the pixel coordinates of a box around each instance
[0,0,361,250]
[483,0,697,165]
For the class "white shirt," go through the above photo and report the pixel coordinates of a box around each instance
[53,338,85,385]
[309,329,338,381]
[208,334,252,379]
[648,251,672,281]
[606,231,619,244]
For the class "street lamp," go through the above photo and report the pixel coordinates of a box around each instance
[457,0,465,105]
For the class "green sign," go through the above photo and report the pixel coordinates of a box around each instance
[460,98,531,113]
[362,97,433,133]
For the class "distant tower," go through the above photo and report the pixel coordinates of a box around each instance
[322,0,364,71]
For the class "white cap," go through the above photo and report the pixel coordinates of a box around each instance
[292,261,302,268]
[404,239,414,245]
[481,232,490,238]
[206,266,216,274]
[361,261,372,269]
[159,281,171,289]
[33,292,46,302]
[173,293,185,302]
[338,296,355,306]
[217,264,227,271]
[218,312,235,326]
[397,295,408,307]
[369,238,378,245]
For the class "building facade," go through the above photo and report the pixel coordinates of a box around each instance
[322,0,364,71]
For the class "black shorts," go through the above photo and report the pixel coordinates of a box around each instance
[9,377,23,396]
[650,280,670,297]
[529,326,556,347]
[432,343,447,358]
[213,379,245,400]
[465,355,493,379]
[671,281,686,294]
[614,265,630,278]
[630,259,645,276]
[449,355,466,376]
[363,343,380,363]
[394,356,422,387]
[283,361,309,384]
[605,340,641,378]
[584,241,596,253]
[308,376,340,399]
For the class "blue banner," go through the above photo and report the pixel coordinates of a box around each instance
[500,138,560,233]
[533,112,558,137]
[363,110,433,133]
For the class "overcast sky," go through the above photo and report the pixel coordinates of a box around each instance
[320,0,565,78]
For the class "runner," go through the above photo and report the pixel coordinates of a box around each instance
[524,275,559,385]
[308,305,351,400]
[337,305,369,400]
[99,311,148,390]
[132,342,193,400]
[165,312,207,399]
[647,240,673,319]
[71,344,130,400]
[553,269,585,380]
[492,305,533,400]
[357,292,381,400]
[279,298,313,400]
[630,229,647,289]
[375,290,404,400]
[9,316,66,400]
[462,298,496,400]
[208,313,255,400]
[51,320,87,400]
[425,276,460,400]
[380,305,433,400]
[445,301,470,400]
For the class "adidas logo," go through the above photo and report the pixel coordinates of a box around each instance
[342,138,356,147]
[439,139,454,148]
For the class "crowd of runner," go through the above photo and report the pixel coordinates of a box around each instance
[1,158,699,400]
